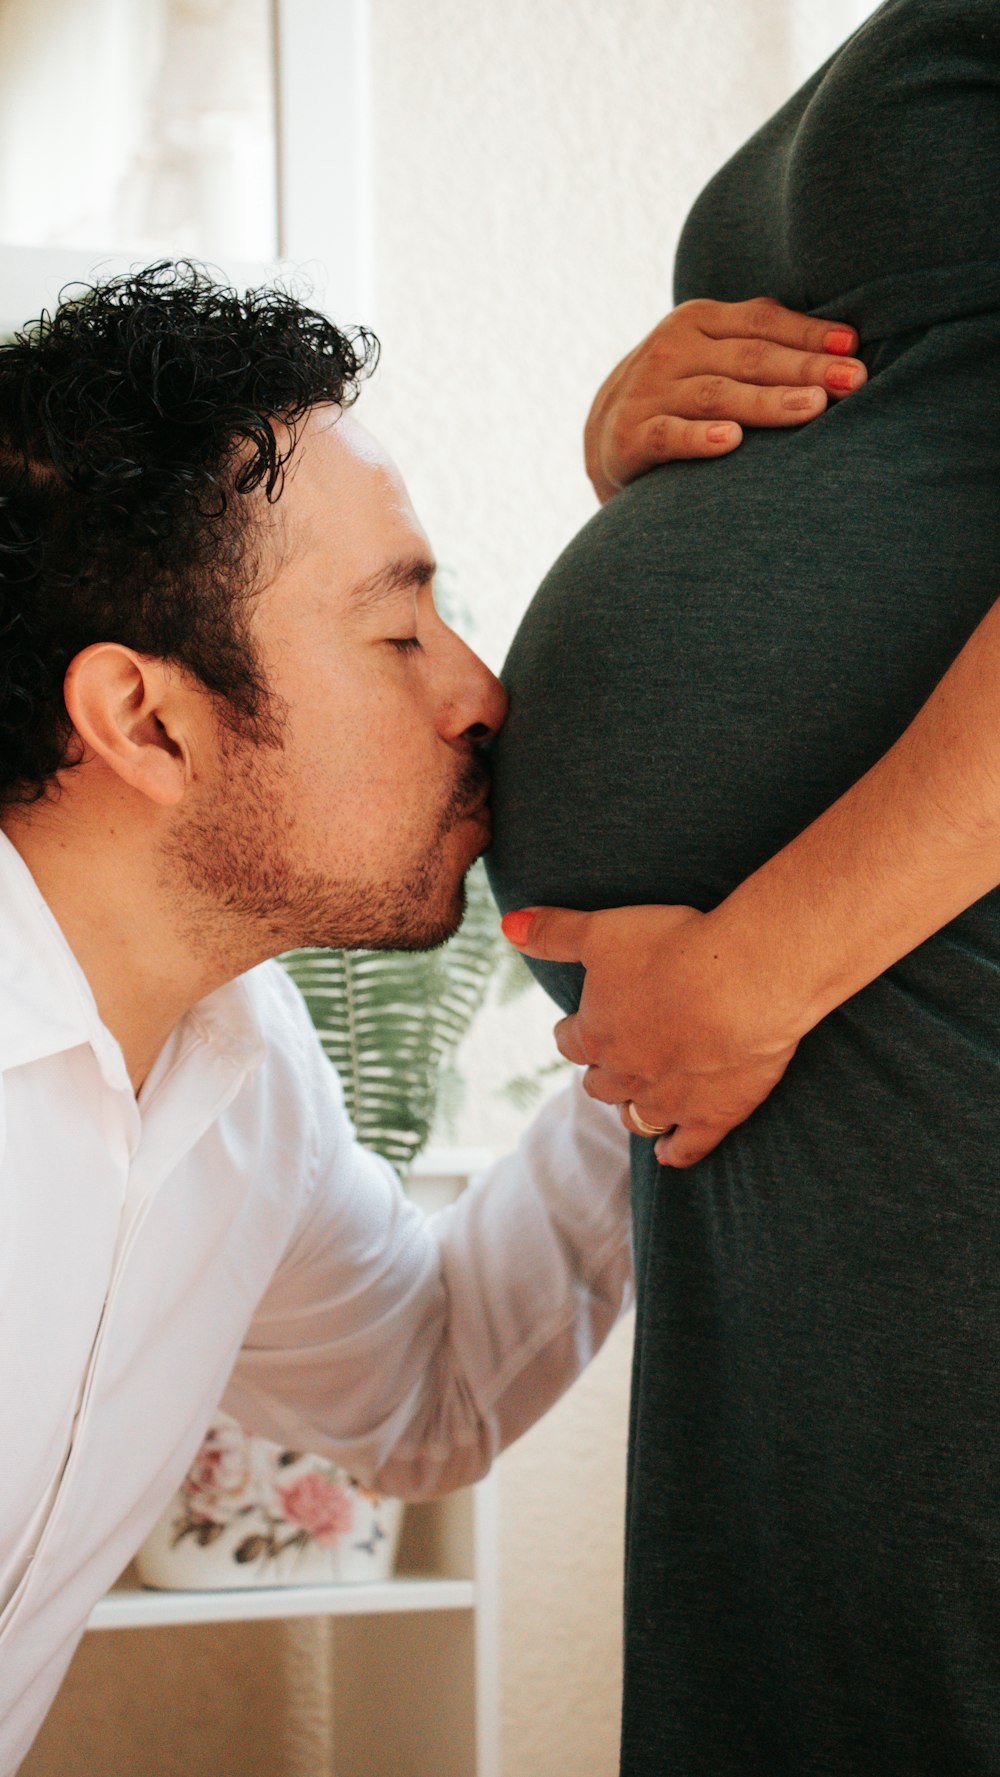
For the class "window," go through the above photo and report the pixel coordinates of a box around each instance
[0,0,370,332]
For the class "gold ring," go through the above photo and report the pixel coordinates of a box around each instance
[626,1102,671,1139]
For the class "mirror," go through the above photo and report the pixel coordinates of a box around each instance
[0,0,278,261]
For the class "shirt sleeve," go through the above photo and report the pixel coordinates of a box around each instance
[222,1062,633,1499]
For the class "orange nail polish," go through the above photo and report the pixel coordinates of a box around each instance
[823,328,855,355]
[826,364,859,391]
[502,910,534,946]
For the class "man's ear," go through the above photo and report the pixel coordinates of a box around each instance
[62,644,195,807]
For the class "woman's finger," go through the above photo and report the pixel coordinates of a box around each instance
[653,1122,729,1168]
[668,373,834,429]
[583,1065,647,1106]
[709,336,867,395]
[553,1015,590,1066]
[692,295,859,358]
[610,412,744,479]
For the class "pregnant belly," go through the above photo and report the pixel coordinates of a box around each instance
[486,379,1000,946]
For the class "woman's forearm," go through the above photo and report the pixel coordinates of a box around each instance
[717,595,1000,1038]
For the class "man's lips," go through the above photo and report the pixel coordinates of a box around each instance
[460,787,492,829]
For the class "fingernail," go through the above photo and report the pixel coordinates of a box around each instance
[501,910,534,946]
[826,363,862,391]
[823,328,855,354]
[782,387,824,411]
[707,423,736,443]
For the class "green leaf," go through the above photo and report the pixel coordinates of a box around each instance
[280,860,504,1175]
[497,1057,572,1114]
[495,946,538,1006]
[433,1062,467,1139]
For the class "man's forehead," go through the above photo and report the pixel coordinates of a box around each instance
[258,409,436,619]
[302,405,395,481]
[270,402,425,551]
[306,410,425,531]
[326,408,391,468]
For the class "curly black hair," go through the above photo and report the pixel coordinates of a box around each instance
[0,261,379,807]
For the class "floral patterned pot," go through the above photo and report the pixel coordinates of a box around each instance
[135,1413,404,1590]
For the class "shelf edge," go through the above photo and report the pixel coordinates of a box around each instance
[88,1576,476,1631]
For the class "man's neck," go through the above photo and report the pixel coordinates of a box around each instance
[2,798,240,1094]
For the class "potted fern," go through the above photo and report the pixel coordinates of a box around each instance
[281,858,503,1169]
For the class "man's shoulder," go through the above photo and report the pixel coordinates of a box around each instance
[239,959,339,1080]
[242,955,314,1028]
[214,961,356,1209]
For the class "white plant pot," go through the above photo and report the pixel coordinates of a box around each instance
[136,1413,404,1590]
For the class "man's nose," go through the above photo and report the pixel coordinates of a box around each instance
[443,642,508,745]
[464,668,508,744]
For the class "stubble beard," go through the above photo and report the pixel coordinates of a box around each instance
[166,731,488,967]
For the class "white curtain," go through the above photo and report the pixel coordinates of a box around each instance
[0,0,276,260]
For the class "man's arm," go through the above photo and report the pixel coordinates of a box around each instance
[223,1065,631,1496]
[504,593,1000,1166]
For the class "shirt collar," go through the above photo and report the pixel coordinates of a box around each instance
[0,831,267,1088]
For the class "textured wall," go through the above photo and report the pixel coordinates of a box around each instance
[19,1618,334,1777]
[18,3,879,1774]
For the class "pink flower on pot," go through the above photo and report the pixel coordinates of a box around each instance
[275,1471,355,1547]
[182,1420,254,1525]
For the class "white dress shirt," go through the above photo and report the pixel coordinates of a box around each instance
[0,832,632,1773]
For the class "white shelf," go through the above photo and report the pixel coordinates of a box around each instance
[88,1571,475,1632]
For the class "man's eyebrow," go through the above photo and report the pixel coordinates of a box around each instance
[347,556,436,611]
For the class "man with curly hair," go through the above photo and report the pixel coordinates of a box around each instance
[0,264,636,1765]
[0,261,857,1766]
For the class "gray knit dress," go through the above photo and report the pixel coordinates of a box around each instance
[486,3,1000,1770]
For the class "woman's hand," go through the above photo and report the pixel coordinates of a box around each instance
[501,902,803,1168]
[585,296,866,502]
